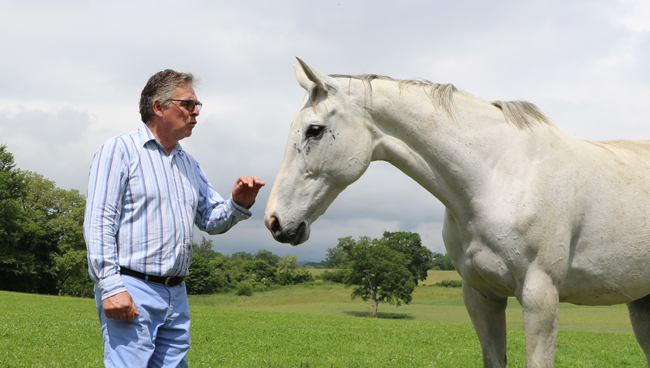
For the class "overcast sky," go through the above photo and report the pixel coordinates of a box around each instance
[1,0,649,261]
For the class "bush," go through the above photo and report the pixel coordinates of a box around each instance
[275,268,314,285]
[236,281,253,296]
[434,279,462,288]
[186,256,218,295]
[241,260,277,281]
[316,269,347,283]
[252,282,267,292]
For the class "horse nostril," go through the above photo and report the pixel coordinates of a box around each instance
[270,215,281,233]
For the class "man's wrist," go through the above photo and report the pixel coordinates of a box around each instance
[98,273,126,300]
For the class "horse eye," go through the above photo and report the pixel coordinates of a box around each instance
[305,125,326,140]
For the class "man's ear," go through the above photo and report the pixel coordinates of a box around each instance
[152,99,165,117]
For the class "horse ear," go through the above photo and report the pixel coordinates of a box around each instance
[294,64,313,91]
[295,57,339,93]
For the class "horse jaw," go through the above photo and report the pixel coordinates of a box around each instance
[264,171,344,245]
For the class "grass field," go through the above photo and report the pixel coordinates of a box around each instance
[0,271,646,367]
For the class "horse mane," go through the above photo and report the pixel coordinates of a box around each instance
[491,100,551,128]
[330,74,551,129]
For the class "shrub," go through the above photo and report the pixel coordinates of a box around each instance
[275,268,314,285]
[236,281,253,296]
[252,282,267,292]
[316,269,347,283]
[435,279,462,288]
[241,260,277,281]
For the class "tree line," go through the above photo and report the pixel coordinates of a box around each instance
[0,144,457,304]
[186,237,314,296]
[0,145,316,297]
[0,145,91,297]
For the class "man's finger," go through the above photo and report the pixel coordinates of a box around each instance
[128,302,140,322]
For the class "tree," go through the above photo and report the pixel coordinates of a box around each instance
[186,237,232,295]
[253,249,281,267]
[0,146,91,296]
[47,179,91,297]
[0,145,29,291]
[193,236,222,261]
[275,255,314,285]
[339,236,415,318]
[241,260,277,282]
[19,171,89,296]
[431,252,456,271]
[277,254,299,273]
[186,251,219,295]
[325,244,347,268]
[380,231,433,284]
[231,251,254,261]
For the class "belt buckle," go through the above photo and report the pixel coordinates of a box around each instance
[164,277,181,287]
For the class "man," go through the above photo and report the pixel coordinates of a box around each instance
[84,69,264,367]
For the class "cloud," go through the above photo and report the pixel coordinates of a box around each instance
[616,0,650,32]
[2,0,650,262]
[0,106,98,191]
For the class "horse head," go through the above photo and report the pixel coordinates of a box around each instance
[264,58,374,245]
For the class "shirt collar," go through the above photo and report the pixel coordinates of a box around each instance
[138,121,185,157]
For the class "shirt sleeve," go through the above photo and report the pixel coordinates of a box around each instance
[83,138,129,300]
[193,162,252,234]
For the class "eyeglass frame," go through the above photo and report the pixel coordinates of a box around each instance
[166,99,203,113]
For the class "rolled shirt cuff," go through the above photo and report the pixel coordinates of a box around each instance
[97,273,127,300]
[230,197,254,215]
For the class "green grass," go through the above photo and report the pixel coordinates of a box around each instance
[0,292,103,367]
[0,272,647,367]
[189,309,644,367]
[189,282,635,333]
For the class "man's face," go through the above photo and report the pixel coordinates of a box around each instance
[159,85,200,144]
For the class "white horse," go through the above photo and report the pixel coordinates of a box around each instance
[264,58,650,367]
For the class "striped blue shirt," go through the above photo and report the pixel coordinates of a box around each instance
[84,122,251,299]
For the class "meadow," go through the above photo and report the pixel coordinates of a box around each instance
[0,271,646,367]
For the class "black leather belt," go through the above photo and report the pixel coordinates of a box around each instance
[120,267,184,287]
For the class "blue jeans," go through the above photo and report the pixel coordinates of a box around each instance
[94,275,191,368]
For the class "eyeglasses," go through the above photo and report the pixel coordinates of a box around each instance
[167,99,202,113]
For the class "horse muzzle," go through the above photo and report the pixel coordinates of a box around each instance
[265,213,310,245]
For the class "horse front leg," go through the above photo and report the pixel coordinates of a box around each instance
[463,282,508,368]
[627,294,650,366]
[520,270,560,368]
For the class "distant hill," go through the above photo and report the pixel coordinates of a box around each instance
[298,260,329,268]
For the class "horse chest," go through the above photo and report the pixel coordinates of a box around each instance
[444,215,528,297]
[460,241,520,297]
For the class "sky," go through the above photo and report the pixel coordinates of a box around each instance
[1,0,649,262]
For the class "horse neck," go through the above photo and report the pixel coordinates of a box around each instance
[364,82,555,219]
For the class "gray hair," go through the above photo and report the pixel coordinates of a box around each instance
[139,69,198,123]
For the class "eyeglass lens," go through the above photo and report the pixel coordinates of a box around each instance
[169,99,202,113]
[186,100,202,112]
